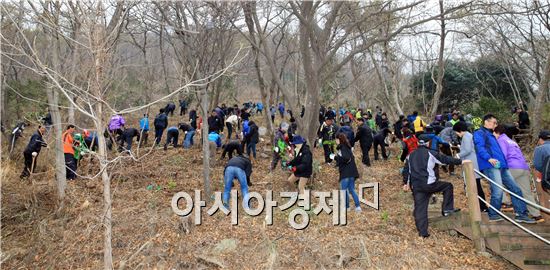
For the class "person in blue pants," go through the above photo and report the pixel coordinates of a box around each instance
[223,155,252,210]
[332,133,361,211]
[474,114,535,223]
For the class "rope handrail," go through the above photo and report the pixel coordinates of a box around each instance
[477,196,550,245]
[473,168,550,214]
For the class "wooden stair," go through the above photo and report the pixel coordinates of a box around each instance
[429,211,550,270]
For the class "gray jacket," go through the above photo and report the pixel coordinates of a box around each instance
[458,132,480,177]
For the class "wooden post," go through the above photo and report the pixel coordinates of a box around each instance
[463,160,486,252]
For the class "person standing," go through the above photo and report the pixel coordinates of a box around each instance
[533,130,550,221]
[318,116,338,164]
[270,122,289,172]
[453,121,488,212]
[278,103,285,119]
[20,125,47,179]
[179,99,188,116]
[62,125,77,180]
[333,133,361,212]
[154,108,168,145]
[402,135,463,238]
[515,107,530,129]
[494,125,543,222]
[474,114,535,223]
[139,114,149,146]
[355,118,373,166]
[287,136,312,195]
[208,110,223,134]
[189,108,198,130]
[373,128,391,161]
[245,121,259,160]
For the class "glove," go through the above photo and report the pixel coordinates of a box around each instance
[282,161,287,167]
[32,152,38,157]
[274,147,279,153]
[318,138,322,145]
[291,166,297,173]
[329,153,335,160]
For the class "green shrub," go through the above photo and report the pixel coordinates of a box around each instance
[462,97,514,123]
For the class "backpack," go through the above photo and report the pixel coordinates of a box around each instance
[403,135,419,154]
[542,155,550,191]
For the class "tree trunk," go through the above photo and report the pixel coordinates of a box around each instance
[200,86,212,197]
[297,4,321,144]
[242,2,274,141]
[532,51,550,139]
[46,86,66,205]
[430,0,446,117]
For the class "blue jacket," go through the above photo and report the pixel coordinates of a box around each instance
[139,117,149,131]
[474,127,508,171]
[256,103,263,110]
[534,141,550,172]
[337,125,355,147]
[208,132,222,147]
[423,133,449,151]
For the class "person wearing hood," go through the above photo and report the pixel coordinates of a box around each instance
[271,122,290,172]
[332,133,362,212]
[286,135,313,195]
[473,114,535,223]
[20,125,47,179]
[402,134,463,238]
[373,128,391,160]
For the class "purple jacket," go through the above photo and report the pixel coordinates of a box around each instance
[497,134,529,170]
[109,115,125,131]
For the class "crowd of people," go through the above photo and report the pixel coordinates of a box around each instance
[16,99,550,239]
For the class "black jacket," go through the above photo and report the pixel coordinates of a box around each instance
[154,113,168,129]
[222,140,243,159]
[208,115,222,133]
[288,144,313,178]
[120,128,140,141]
[402,145,461,188]
[24,130,46,154]
[318,122,338,141]
[246,123,259,144]
[373,128,391,145]
[225,155,252,182]
[354,123,373,148]
[335,144,359,180]
[393,120,403,139]
[178,123,192,132]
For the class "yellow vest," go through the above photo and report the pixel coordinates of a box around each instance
[414,117,426,132]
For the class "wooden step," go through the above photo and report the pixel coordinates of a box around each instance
[500,249,550,270]
[498,233,550,251]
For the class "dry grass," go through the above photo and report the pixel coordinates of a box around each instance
[1,114,515,269]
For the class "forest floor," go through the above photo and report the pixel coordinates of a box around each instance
[1,113,516,269]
